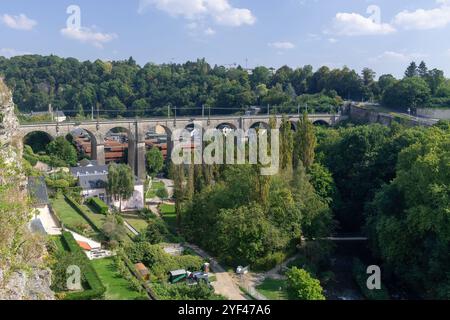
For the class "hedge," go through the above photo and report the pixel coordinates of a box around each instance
[64,194,102,233]
[118,250,158,300]
[61,231,106,300]
[88,197,109,215]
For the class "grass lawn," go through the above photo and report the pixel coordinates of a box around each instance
[159,203,176,231]
[83,203,107,229]
[126,217,149,233]
[52,197,97,236]
[256,278,289,300]
[146,181,165,198]
[91,258,147,300]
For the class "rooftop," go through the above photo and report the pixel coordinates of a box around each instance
[70,165,109,177]
[28,176,49,206]
[78,174,108,190]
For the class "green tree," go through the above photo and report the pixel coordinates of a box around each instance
[366,128,450,299]
[107,163,135,213]
[377,74,397,96]
[46,136,78,167]
[418,61,428,78]
[146,147,164,178]
[286,267,325,300]
[294,112,317,170]
[172,163,185,229]
[216,203,281,267]
[102,214,128,243]
[382,77,431,111]
[405,62,418,78]
[308,163,336,203]
[279,115,294,172]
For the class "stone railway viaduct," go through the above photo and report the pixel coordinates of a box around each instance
[16,114,344,180]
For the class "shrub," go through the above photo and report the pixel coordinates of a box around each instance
[286,267,325,300]
[151,282,219,300]
[138,208,157,220]
[126,242,204,281]
[87,197,109,215]
[254,251,287,271]
[156,187,169,199]
[145,219,171,244]
[102,215,128,243]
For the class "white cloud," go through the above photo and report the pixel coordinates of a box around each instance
[204,27,216,35]
[372,51,428,62]
[138,0,256,27]
[328,38,338,43]
[60,27,117,48]
[0,48,30,58]
[394,0,450,30]
[268,41,295,50]
[1,14,37,31]
[330,12,396,36]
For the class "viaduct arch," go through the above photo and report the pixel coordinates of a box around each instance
[17,113,345,180]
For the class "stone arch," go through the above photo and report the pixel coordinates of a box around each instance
[101,126,134,171]
[290,121,298,131]
[67,127,105,165]
[249,121,270,130]
[139,123,173,163]
[216,122,238,133]
[313,120,330,127]
[22,130,55,153]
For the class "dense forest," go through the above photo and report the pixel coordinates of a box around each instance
[0,55,449,119]
[171,115,450,299]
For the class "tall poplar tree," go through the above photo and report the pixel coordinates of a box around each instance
[108,163,135,213]
[295,112,317,170]
[173,163,185,228]
[280,115,294,173]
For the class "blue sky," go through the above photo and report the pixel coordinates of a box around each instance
[1,0,450,78]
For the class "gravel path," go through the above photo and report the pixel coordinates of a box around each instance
[185,244,247,300]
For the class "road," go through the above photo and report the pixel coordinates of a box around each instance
[185,244,247,300]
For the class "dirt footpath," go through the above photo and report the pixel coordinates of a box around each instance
[185,244,247,300]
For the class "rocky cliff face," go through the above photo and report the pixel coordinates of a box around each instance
[0,78,19,146]
[0,78,55,300]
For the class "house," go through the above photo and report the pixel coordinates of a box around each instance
[70,164,109,177]
[78,159,99,167]
[30,110,66,122]
[27,176,61,236]
[78,174,109,202]
[69,164,145,211]
[54,111,66,123]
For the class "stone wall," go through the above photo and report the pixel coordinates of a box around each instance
[349,105,436,127]
[417,108,450,120]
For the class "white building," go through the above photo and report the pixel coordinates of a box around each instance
[70,163,145,212]
[28,177,61,236]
